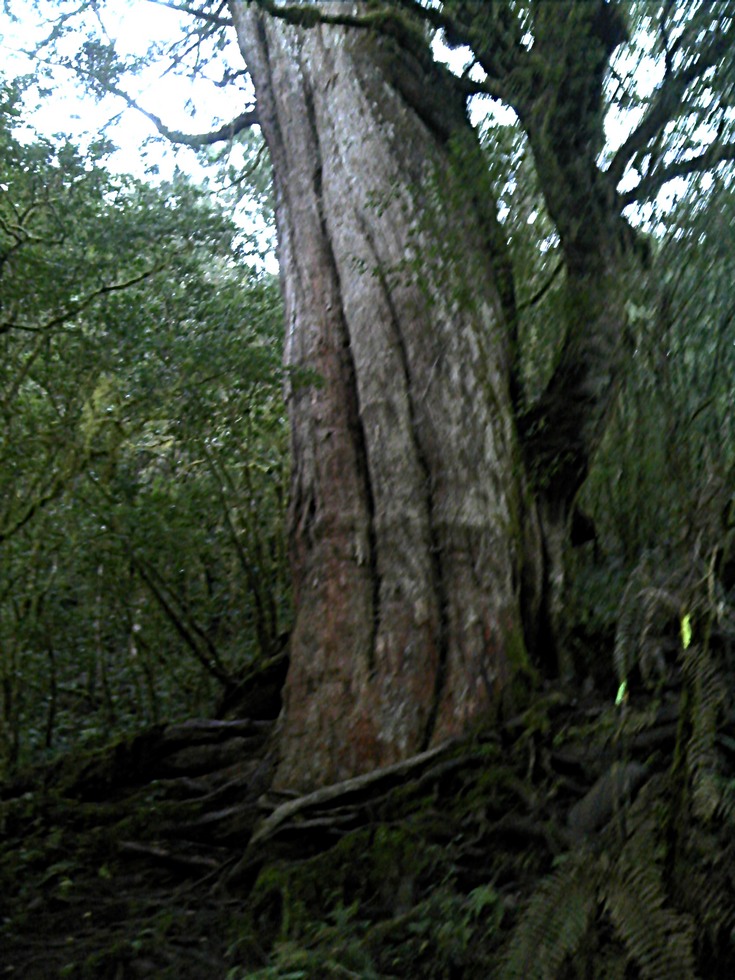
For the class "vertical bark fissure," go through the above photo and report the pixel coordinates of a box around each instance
[302,76,383,674]
[352,218,450,748]
[376,276,449,750]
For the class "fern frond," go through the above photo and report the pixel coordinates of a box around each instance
[674,857,735,951]
[717,775,735,826]
[501,854,598,980]
[638,587,680,681]
[614,563,649,684]
[602,846,696,979]
[614,553,681,685]
[592,951,630,980]
[682,641,727,820]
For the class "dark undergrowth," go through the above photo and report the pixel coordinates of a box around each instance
[2,628,735,979]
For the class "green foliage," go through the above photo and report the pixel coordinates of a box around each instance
[2,4,735,977]
[602,821,696,979]
[582,176,735,563]
[480,118,566,408]
[224,820,508,979]
[502,803,699,979]
[503,554,735,979]
[0,80,289,776]
[613,550,689,688]
[562,175,735,668]
[502,852,599,980]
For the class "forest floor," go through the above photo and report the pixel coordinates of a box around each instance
[1,649,734,979]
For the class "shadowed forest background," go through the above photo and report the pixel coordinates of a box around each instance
[3,1,735,976]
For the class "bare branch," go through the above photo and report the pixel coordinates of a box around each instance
[23,42,258,146]
[226,139,268,187]
[1,262,169,337]
[103,81,258,145]
[127,548,233,684]
[145,0,232,28]
[607,17,735,189]
[622,139,735,207]
[0,467,70,544]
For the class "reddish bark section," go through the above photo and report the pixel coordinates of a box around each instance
[232,3,534,788]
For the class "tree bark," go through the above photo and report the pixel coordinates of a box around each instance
[231,2,540,789]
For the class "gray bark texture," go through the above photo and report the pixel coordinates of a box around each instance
[230,2,536,789]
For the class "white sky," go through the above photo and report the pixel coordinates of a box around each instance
[1,0,247,181]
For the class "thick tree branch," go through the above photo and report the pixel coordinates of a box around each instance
[392,0,461,37]
[450,0,529,96]
[249,0,405,33]
[247,0,439,61]
[393,0,526,69]
[393,0,532,107]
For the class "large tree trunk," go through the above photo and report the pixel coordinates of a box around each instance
[231,3,541,789]
[464,0,636,674]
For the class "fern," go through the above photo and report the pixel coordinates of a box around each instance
[613,545,730,691]
[614,550,682,686]
[602,825,696,980]
[683,641,726,820]
[504,795,700,979]
[676,556,729,821]
[501,853,598,980]
[717,774,735,827]
[504,541,733,979]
